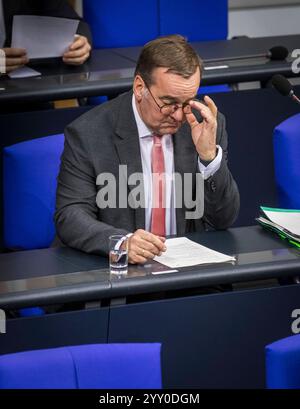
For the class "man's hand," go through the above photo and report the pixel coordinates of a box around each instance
[2,48,28,73]
[63,35,91,65]
[127,229,167,264]
[185,95,218,162]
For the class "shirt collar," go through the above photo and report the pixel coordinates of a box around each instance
[132,94,154,139]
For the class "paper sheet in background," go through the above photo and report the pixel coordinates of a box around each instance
[8,66,41,78]
[154,237,235,268]
[11,15,79,59]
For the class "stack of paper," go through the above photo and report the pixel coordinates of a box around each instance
[154,237,235,268]
[256,206,300,247]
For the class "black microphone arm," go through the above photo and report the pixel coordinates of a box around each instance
[204,45,288,64]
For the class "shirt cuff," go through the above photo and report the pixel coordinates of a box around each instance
[198,145,223,180]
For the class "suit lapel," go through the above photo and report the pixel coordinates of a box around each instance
[114,92,145,231]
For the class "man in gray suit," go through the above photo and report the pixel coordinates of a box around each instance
[55,35,239,264]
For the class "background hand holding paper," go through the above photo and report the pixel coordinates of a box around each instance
[11,15,79,59]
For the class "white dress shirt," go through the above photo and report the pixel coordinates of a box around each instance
[132,95,222,236]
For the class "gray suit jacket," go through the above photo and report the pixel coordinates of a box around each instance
[55,91,240,255]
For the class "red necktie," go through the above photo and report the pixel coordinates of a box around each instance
[151,134,166,237]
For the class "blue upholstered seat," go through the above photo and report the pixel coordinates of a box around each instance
[0,343,162,389]
[266,334,300,389]
[273,113,300,209]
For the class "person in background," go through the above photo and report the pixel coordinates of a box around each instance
[0,0,92,73]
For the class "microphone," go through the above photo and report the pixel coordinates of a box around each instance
[204,45,288,64]
[271,74,300,105]
[267,45,289,61]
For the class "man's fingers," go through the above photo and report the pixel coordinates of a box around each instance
[69,35,87,50]
[128,229,167,263]
[70,37,85,50]
[139,231,166,252]
[2,47,28,69]
[3,47,27,57]
[6,56,28,66]
[63,35,91,65]
[203,95,218,118]
[63,46,91,65]
[68,35,91,52]
[138,239,162,256]
[128,253,147,264]
[63,45,90,59]
[189,99,216,125]
[185,108,199,129]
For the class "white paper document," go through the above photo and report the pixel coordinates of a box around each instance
[261,207,300,237]
[8,66,41,78]
[154,237,235,268]
[11,15,79,59]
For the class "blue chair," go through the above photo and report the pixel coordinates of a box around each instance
[84,0,230,99]
[83,0,159,48]
[273,113,300,209]
[160,0,230,95]
[159,0,228,42]
[266,334,300,389]
[0,343,162,389]
[3,134,64,250]
[83,0,159,104]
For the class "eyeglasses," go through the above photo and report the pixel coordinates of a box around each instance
[145,83,198,115]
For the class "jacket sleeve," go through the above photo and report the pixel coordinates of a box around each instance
[55,123,128,255]
[48,0,93,45]
[77,21,93,46]
[202,112,240,229]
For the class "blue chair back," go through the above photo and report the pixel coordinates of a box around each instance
[273,113,300,208]
[266,334,300,389]
[84,0,228,49]
[83,1,229,98]
[0,343,162,389]
[160,0,229,95]
[159,0,228,41]
[83,0,159,48]
[3,134,64,250]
